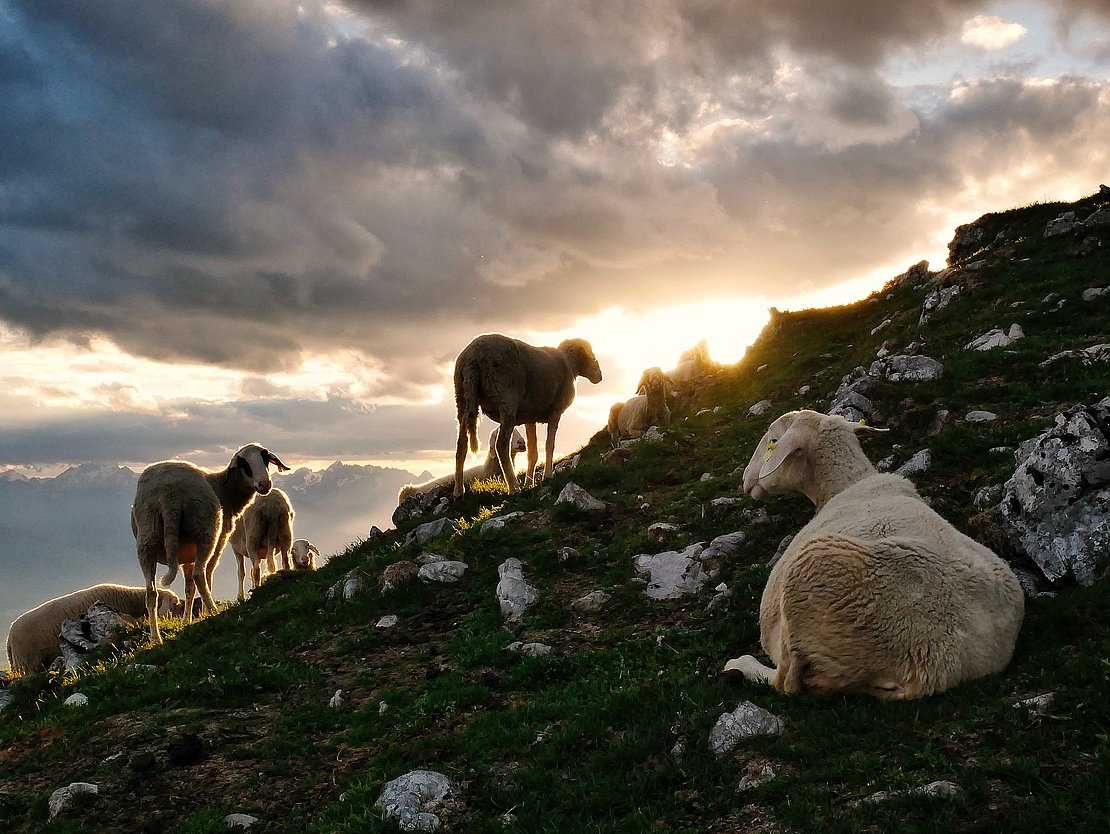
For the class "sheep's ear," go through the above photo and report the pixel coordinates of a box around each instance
[262,449,290,472]
[850,421,889,435]
[757,424,807,479]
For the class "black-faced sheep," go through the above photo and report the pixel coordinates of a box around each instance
[6,584,184,674]
[131,443,289,643]
[229,486,295,601]
[607,366,673,445]
[727,409,1024,699]
[290,538,320,571]
[453,334,602,497]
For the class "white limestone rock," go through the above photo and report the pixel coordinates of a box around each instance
[48,782,98,820]
[375,770,457,833]
[555,483,606,511]
[709,702,785,755]
[496,558,537,619]
[634,543,718,600]
[224,814,260,829]
[480,511,525,535]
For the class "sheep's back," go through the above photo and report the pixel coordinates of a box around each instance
[7,584,150,672]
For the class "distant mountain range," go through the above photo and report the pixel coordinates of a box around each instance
[0,461,429,653]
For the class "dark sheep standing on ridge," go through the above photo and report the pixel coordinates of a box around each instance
[453,334,603,497]
[131,443,289,643]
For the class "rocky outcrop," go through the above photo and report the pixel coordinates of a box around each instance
[1000,399,1110,585]
[375,770,458,832]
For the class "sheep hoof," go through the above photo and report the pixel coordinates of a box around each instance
[718,668,746,688]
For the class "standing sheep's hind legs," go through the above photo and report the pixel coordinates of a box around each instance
[453,424,470,498]
[144,574,163,645]
[721,655,776,687]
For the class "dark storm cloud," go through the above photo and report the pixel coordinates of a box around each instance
[0,0,1107,403]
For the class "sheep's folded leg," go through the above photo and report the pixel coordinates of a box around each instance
[723,655,776,686]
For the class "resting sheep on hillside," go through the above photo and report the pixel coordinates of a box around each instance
[290,539,320,571]
[726,410,1024,699]
[132,443,289,643]
[668,339,714,388]
[229,487,295,601]
[6,584,184,674]
[453,334,603,497]
[398,427,527,503]
[608,367,673,445]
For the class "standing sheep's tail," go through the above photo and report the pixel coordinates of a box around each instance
[455,357,480,455]
[159,505,181,588]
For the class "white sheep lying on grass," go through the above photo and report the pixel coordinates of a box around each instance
[6,584,184,674]
[398,427,526,502]
[607,366,673,445]
[290,538,320,571]
[726,409,1024,699]
[668,339,715,388]
[132,443,289,643]
[229,487,295,601]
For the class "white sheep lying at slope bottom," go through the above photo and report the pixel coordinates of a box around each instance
[726,409,1024,699]
[132,443,289,643]
[398,427,527,503]
[290,539,320,571]
[608,366,673,445]
[229,486,295,601]
[6,584,184,674]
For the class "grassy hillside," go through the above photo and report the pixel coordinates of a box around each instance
[2,192,1108,834]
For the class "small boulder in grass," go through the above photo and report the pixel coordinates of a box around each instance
[375,770,458,833]
[48,782,98,820]
[555,483,606,511]
[708,702,785,755]
[224,814,260,829]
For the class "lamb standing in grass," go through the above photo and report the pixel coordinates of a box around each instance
[727,410,1023,699]
[132,443,289,643]
[453,334,603,497]
[290,539,320,571]
[6,584,184,674]
[607,367,673,445]
[229,487,295,601]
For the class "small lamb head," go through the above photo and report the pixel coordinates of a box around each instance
[290,539,319,570]
[233,443,290,495]
[560,338,603,384]
[158,590,186,618]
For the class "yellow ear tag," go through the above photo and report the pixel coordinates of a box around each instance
[763,440,777,462]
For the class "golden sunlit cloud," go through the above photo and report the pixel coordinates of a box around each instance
[960,15,1028,51]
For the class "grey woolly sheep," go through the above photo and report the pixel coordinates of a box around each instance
[229,486,295,601]
[726,409,1024,699]
[453,334,602,497]
[6,584,184,674]
[607,366,673,445]
[131,443,289,643]
[398,427,527,503]
[290,538,320,571]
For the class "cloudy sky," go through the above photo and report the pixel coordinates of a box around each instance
[1,0,1108,479]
